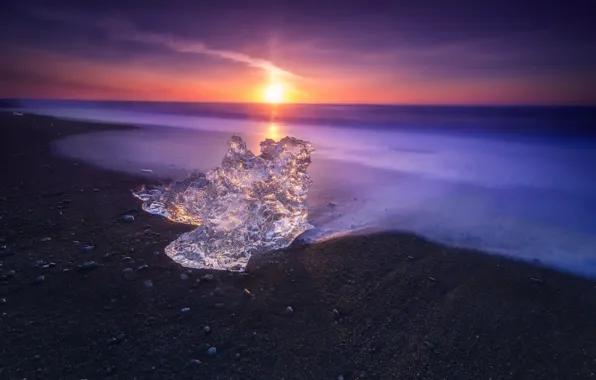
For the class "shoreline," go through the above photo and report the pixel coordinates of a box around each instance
[2,111,596,379]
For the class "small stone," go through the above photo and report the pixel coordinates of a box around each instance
[530,277,544,284]
[202,274,214,281]
[121,256,133,262]
[332,309,340,318]
[285,306,294,316]
[243,288,254,297]
[122,215,135,223]
[144,280,153,288]
[136,264,148,272]
[93,188,100,192]
[5,270,15,277]
[121,268,135,280]
[33,275,45,284]
[152,251,160,258]
[215,303,224,308]
[203,326,211,333]
[407,255,414,260]
[188,359,201,367]
[338,376,345,380]
[79,245,94,252]
[428,276,437,282]
[78,261,101,271]
[108,333,125,345]
[40,237,52,242]
[180,273,189,281]
[206,347,217,356]
[234,353,240,360]
[0,297,6,304]
[48,262,56,268]
[181,307,191,313]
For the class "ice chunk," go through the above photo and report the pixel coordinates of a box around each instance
[133,135,315,271]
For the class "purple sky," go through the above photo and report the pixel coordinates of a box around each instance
[1,0,595,104]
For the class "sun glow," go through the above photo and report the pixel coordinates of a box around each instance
[264,83,285,103]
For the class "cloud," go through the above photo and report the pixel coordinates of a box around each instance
[25,6,300,80]
[106,22,300,80]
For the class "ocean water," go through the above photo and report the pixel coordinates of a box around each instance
[14,100,596,277]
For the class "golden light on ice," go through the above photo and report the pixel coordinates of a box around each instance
[264,83,285,103]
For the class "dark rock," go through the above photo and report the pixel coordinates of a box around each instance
[188,359,202,367]
[122,215,135,223]
[32,275,45,284]
[78,261,101,271]
[206,347,217,356]
[121,268,135,280]
[79,245,94,252]
[108,333,125,345]
[285,306,294,316]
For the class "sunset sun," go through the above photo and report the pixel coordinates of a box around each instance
[264,83,285,103]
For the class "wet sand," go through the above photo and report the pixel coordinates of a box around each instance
[1,111,596,379]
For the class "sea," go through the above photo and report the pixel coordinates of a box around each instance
[8,99,596,277]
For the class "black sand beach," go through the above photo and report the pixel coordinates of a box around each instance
[2,112,596,379]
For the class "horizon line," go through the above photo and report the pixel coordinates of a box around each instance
[2,97,596,108]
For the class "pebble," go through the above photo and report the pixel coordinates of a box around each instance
[338,376,345,380]
[0,297,6,304]
[5,270,16,277]
[407,255,415,260]
[136,264,148,272]
[428,276,437,282]
[202,274,214,281]
[202,326,211,333]
[143,280,153,288]
[33,275,45,284]
[108,333,126,345]
[121,268,135,280]
[40,237,52,242]
[285,306,294,316]
[243,288,254,297]
[180,273,189,281]
[215,303,224,308]
[530,277,544,284]
[181,307,191,313]
[188,359,201,367]
[78,261,101,271]
[234,353,240,360]
[206,347,217,356]
[332,309,340,318]
[79,245,95,252]
[122,215,135,223]
[93,188,100,192]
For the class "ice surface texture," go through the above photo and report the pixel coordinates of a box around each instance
[133,136,315,271]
